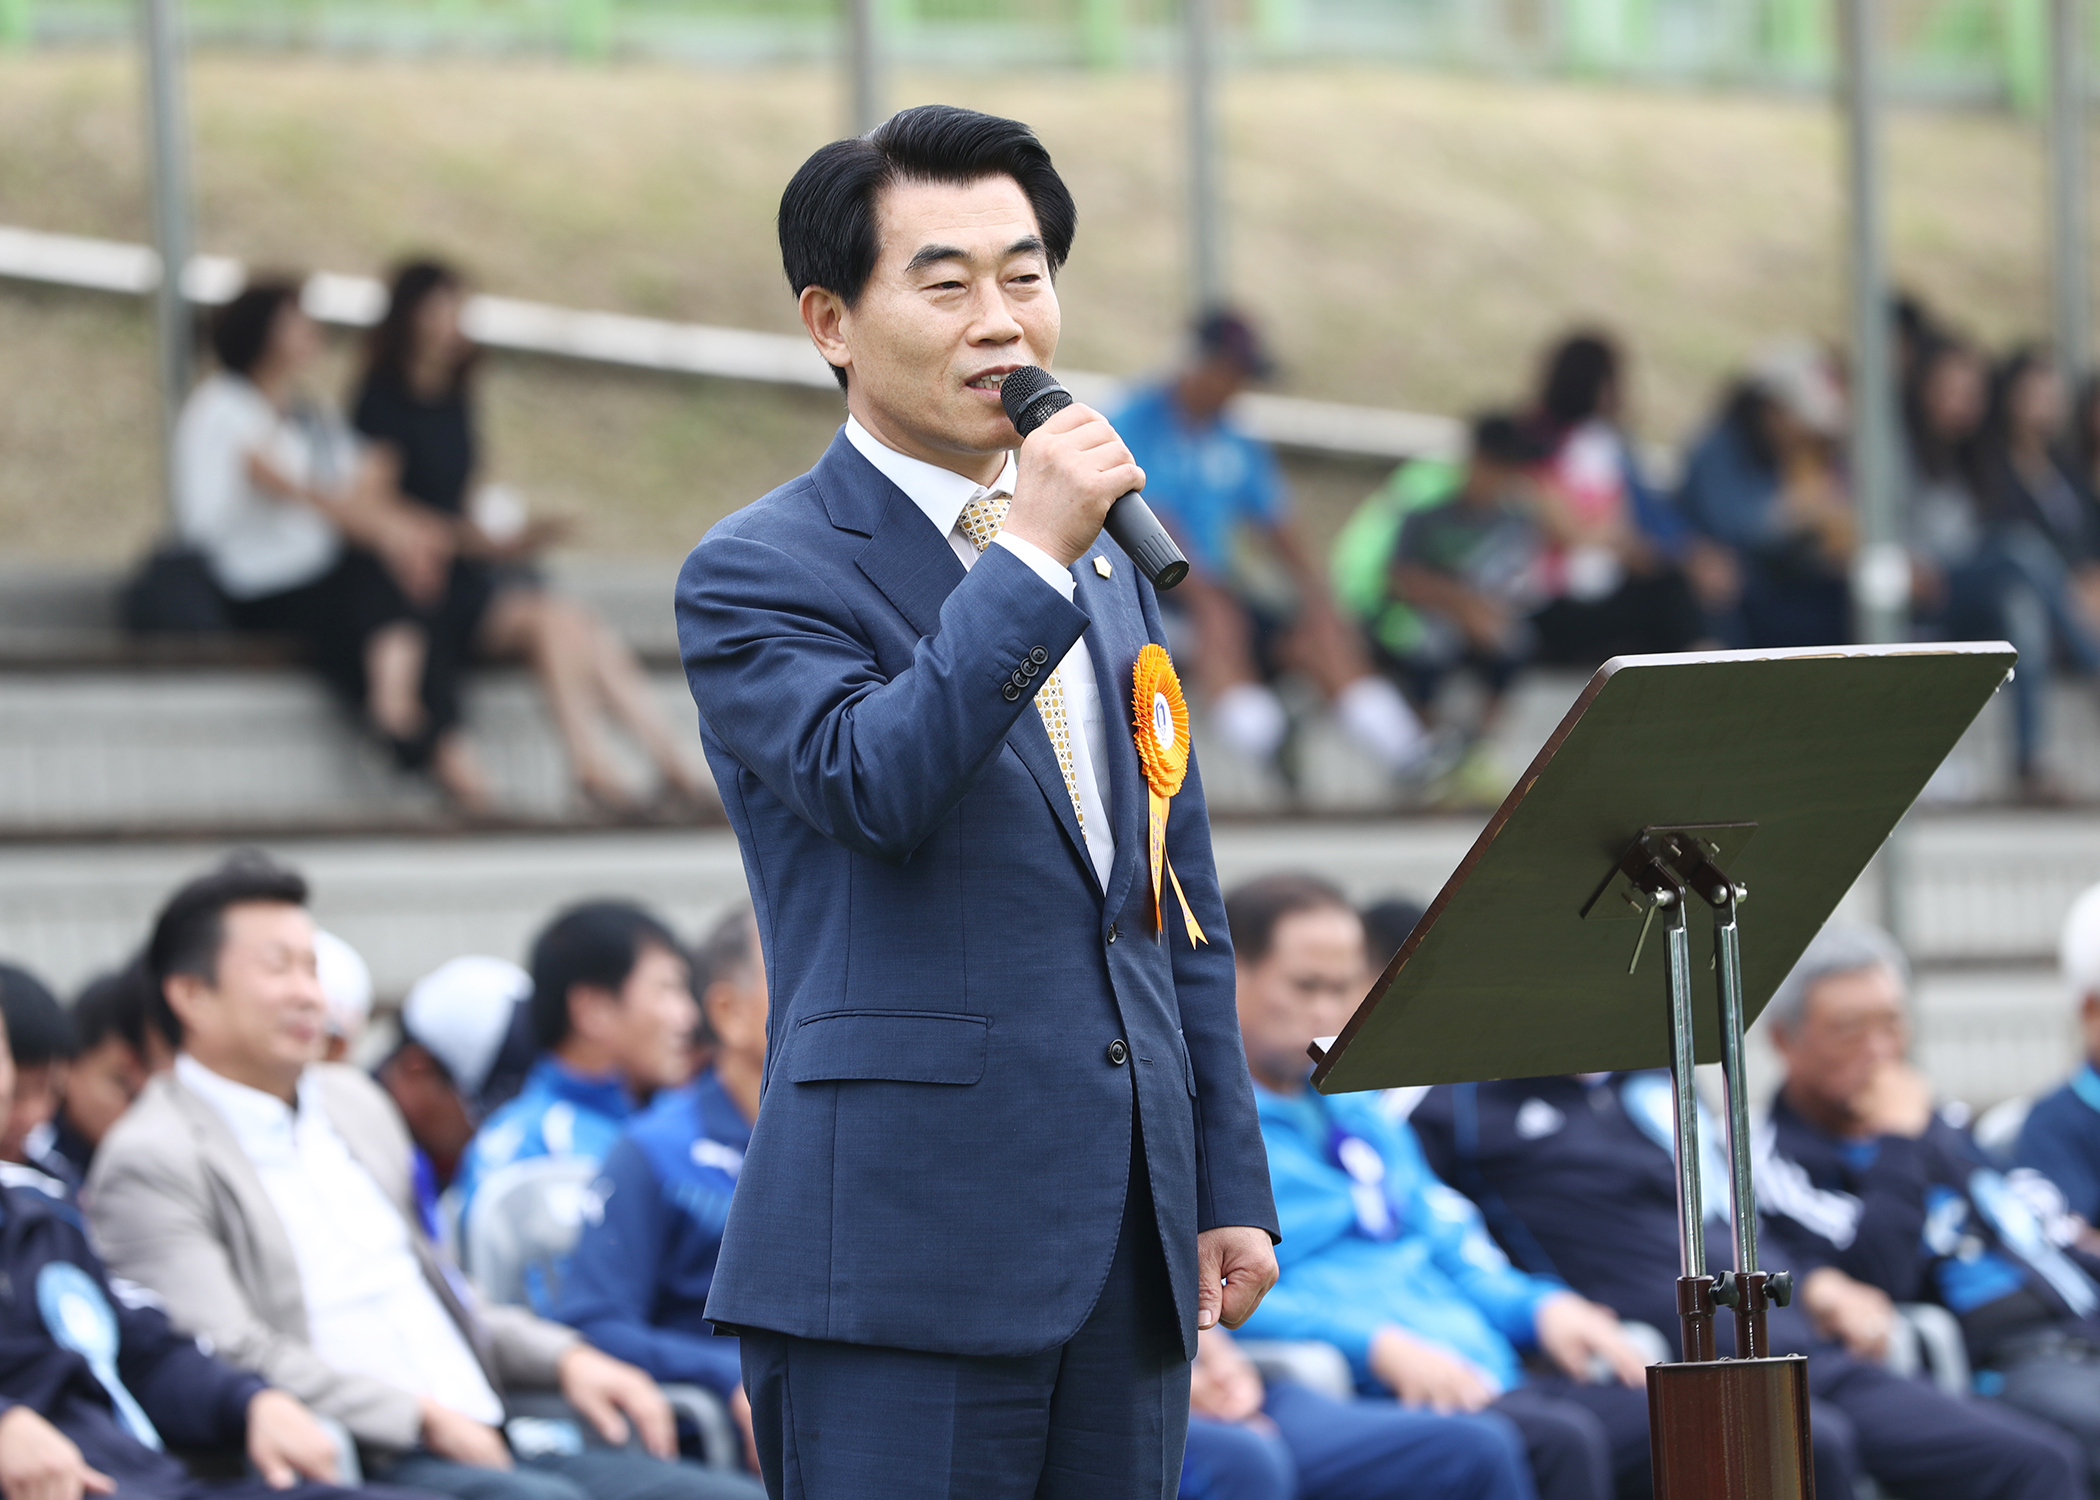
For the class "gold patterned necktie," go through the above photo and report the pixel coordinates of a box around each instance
[957,487,1086,832]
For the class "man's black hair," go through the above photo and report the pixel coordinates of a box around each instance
[1360,897,1427,974]
[527,901,684,1051]
[1537,332,1620,429]
[72,959,167,1059]
[145,852,310,1044]
[210,279,305,377]
[0,964,75,1070]
[1224,873,1356,968]
[1470,410,1554,469]
[777,104,1077,392]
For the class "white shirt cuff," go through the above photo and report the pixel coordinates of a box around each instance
[992,532,1077,602]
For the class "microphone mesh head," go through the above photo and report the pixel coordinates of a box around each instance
[998,366,1071,437]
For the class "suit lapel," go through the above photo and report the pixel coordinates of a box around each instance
[833,436,1098,883]
[164,1078,311,1334]
[1074,546,1148,919]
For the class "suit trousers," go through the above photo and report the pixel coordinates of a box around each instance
[738,1110,1191,1499]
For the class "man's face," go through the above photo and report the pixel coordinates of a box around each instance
[63,1034,147,1148]
[379,1045,475,1174]
[1236,906,1367,1091]
[0,1063,62,1164]
[702,923,770,1068]
[1175,356,1250,422]
[815,173,1058,469]
[170,903,328,1088]
[1774,964,1909,1121]
[606,943,701,1094]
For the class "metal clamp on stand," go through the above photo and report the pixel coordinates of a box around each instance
[1584,826,1813,1498]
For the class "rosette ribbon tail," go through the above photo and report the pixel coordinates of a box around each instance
[1146,787,1206,946]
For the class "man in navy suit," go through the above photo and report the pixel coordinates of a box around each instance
[674,105,1281,1499]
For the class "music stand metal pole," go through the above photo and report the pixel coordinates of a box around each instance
[1659,883,1717,1363]
[1710,889,1787,1357]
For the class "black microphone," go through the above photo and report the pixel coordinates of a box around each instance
[999,366,1191,591]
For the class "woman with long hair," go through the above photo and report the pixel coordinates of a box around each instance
[175,279,474,790]
[1966,347,2100,799]
[352,259,707,817]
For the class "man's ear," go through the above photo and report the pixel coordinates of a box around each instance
[164,972,209,1036]
[567,983,621,1044]
[799,286,852,380]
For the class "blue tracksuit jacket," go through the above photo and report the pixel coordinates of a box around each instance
[1238,1082,1559,1392]
[2014,1063,2100,1226]
[552,1071,750,1400]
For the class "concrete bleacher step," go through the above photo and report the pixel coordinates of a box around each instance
[0,812,2088,1109]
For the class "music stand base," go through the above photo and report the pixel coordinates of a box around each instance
[1648,1355,1815,1499]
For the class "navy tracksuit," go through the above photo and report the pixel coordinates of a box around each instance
[0,1179,419,1500]
[1762,1087,2100,1485]
[2015,1064,2100,1225]
[553,1071,749,1403]
[1412,1074,2086,1500]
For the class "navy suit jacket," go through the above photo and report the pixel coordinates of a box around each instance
[676,429,1278,1361]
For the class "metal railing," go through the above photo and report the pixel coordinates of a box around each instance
[3,0,2087,110]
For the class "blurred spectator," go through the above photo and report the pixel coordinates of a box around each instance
[1900,334,2066,796]
[1411,1073,2085,1499]
[1368,414,1550,736]
[1969,348,2100,800]
[51,960,170,1181]
[1223,875,1652,1500]
[1359,897,1426,977]
[1677,339,1855,647]
[0,963,78,1195]
[555,905,766,1469]
[453,902,699,1242]
[2015,884,2100,1228]
[0,1003,410,1500]
[87,854,753,1500]
[1179,1325,1538,1500]
[314,929,372,1065]
[1114,312,1431,780]
[1758,925,2100,1486]
[377,955,534,1234]
[353,261,708,819]
[174,280,475,802]
[1522,333,1709,664]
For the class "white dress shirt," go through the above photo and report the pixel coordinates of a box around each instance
[175,1054,506,1426]
[846,417,1116,889]
[174,374,350,600]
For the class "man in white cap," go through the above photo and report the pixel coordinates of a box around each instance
[378,956,534,1232]
[2014,884,2100,1232]
[315,931,373,1065]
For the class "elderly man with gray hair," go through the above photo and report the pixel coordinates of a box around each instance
[1757,922,2100,1489]
[2013,885,2100,1231]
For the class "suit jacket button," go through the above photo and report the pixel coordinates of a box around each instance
[1030,646,1050,666]
[1107,1039,1128,1066]
[1022,658,1041,678]
[1002,682,1020,701]
[1106,924,1118,944]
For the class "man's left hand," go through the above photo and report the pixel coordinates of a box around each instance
[557,1345,676,1460]
[1534,1293,1650,1389]
[245,1389,341,1489]
[1196,1226,1278,1331]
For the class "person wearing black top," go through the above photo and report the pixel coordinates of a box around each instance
[352,261,707,817]
[1966,348,2100,802]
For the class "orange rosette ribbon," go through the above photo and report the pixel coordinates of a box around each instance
[1131,643,1207,948]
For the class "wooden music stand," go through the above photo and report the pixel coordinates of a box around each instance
[1309,642,2016,1499]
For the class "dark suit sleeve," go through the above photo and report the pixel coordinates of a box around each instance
[679,527,1091,863]
[1140,581,1279,1243]
[553,1144,742,1400]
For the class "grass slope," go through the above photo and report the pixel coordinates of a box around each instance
[0,54,2087,561]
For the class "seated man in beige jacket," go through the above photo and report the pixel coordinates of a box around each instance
[86,854,764,1500]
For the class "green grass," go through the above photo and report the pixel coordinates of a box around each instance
[0,53,2090,563]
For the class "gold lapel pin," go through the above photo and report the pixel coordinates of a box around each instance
[1093,555,1113,579]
